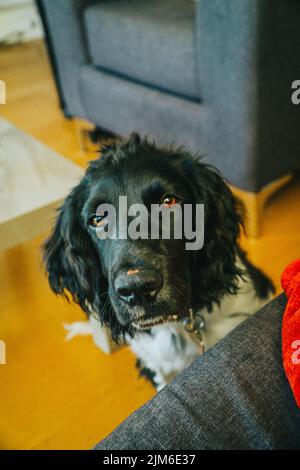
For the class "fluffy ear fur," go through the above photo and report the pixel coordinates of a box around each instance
[42,181,128,341]
[43,182,101,315]
[184,159,244,312]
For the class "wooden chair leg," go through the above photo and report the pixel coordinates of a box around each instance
[231,174,293,238]
[74,118,119,153]
[74,118,98,153]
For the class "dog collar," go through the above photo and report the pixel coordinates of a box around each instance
[182,308,205,354]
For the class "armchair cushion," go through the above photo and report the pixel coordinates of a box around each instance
[83,0,200,100]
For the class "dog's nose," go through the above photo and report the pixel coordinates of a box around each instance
[114,268,162,305]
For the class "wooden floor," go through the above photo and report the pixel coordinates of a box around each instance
[0,41,300,450]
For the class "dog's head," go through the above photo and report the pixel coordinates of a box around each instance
[43,134,243,341]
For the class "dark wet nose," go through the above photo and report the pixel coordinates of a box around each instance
[114,268,162,306]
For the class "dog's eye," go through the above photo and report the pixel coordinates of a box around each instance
[89,214,107,228]
[161,194,179,208]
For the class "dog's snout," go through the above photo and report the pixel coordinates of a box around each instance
[114,268,162,305]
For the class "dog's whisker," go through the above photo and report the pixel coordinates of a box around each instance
[99,290,109,299]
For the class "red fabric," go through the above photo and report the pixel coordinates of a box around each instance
[281,259,300,408]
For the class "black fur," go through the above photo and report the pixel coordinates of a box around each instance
[43,134,268,342]
[136,359,158,388]
[237,248,275,299]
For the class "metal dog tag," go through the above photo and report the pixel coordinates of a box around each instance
[182,309,205,354]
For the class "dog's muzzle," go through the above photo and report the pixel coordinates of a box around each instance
[114,268,162,307]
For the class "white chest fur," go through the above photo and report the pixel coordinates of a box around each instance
[129,264,272,390]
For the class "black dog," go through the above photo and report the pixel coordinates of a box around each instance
[43,134,274,389]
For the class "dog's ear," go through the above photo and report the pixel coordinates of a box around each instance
[42,182,104,318]
[185,159,244,311]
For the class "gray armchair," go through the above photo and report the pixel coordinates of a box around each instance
[38,0,300,236]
